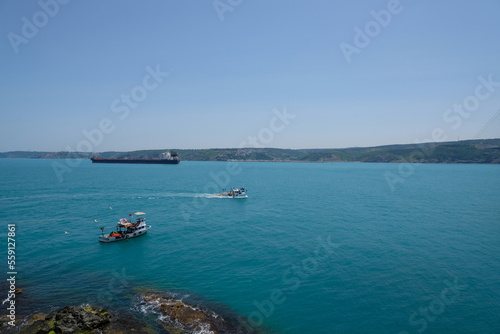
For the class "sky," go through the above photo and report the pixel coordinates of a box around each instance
[1,0,499,152]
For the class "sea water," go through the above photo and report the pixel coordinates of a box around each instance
[0,159,499,333]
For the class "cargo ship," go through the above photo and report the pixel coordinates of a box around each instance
[91,152,180,164]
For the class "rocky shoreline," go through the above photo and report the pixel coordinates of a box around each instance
[3,291,258,334]
[4,305,153,334]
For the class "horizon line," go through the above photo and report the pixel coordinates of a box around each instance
[2,137,499,154]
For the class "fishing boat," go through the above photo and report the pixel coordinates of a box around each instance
[215,187,248,198]
[99,212,151,243]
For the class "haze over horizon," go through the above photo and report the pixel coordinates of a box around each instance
[1,1,499,152]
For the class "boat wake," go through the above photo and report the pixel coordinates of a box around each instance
[134,193,216,200]
[134,189,247,200]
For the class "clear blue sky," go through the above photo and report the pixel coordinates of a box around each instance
[1,0,499,151]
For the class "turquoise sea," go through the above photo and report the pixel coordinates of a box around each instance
[0,159,499,333]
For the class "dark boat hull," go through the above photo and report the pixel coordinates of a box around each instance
[91,158,179,164]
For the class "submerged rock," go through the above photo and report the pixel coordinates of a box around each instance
[143,293,218,333]
[142,293,256,334]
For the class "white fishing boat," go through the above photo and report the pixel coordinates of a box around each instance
[99,212,151,243]
[215,187,248,198]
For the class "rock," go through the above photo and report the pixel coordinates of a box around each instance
[54,306,111,333]
[19,305,111,334]
[142,293,257,334]
[14,293,257,333]
[0,314,12,329]
[18,306,155,334]
[18,315,50,334]
[27,313,46,322]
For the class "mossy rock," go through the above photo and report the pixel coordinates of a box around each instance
[47,319,56,329]
[19,306,111,334]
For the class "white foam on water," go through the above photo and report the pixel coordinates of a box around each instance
[136,293,223,334]
[133,193,214,199]
[191,321,216,334]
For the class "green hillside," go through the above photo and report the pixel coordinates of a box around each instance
[2,139,500,163]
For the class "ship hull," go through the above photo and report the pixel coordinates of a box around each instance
[99,225,151,243]
[91,158,179,164]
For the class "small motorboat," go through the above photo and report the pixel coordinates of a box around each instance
[99,212,151,243]
[215,187,248,199]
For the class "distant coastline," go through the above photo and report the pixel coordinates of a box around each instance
[1,138,500,164]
